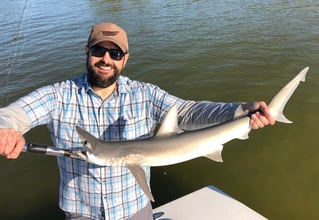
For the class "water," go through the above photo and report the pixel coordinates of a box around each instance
[1,0,318,219]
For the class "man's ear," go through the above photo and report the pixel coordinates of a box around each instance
[123,53,129,67]
[85,45,89,55]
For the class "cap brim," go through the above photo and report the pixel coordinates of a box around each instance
[89,39,127,53]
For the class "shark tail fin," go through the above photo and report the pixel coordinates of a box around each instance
[268,67,309,124]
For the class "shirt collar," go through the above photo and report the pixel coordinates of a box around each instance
[81,73,130,95]
[82,73,91,92]
[117,75,130,94]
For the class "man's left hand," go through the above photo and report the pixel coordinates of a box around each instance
[241,101,276,129]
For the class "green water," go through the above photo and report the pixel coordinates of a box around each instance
[1,0,318,219]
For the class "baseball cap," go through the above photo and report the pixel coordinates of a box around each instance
[87,22,128,53]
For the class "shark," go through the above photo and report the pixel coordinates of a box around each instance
[75,67,309,202]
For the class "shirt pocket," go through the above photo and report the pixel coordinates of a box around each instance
[118,114,155,141]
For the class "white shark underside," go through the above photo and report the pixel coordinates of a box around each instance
[76,67,309,201]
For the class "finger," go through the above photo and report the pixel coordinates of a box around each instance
[260,107,276,125]
[0,129,25,158]
[7,134,25,159]
[264,113,276,125]
[3,130,19,155]
[256,112,270,126]
[0,129,10,155]
[250,114,261,129]
[256,102,276,125]
[0,138,6,155]
[250,112,268,129]
[250,121,258,129]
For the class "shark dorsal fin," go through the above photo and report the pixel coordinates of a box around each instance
[156,105,183,137]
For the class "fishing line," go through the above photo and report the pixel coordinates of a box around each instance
[1,0,31,106]
[16,1,33,75]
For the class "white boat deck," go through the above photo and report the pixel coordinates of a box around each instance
[153,185,267,220]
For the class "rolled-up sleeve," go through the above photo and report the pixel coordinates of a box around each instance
[177,100,242,130]
[0,103,32,133]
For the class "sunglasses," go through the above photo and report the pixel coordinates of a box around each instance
[90,46,126,61]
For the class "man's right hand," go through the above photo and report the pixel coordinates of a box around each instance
[0,128,25,159]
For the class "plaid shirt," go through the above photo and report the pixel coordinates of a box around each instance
[11,73,239,219]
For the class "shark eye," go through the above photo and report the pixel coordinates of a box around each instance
[83,140,88,145]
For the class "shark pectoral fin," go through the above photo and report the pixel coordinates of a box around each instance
[205,145,224,162]
[238,132,249,140]
[127,165,155,202]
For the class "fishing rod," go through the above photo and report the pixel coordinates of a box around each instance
[22,143,84,159]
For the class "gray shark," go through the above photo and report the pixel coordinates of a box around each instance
[75,67,309,201]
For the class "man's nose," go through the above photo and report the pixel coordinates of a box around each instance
[101,51,112,62]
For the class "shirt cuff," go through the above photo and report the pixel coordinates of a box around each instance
[233,103,248,119]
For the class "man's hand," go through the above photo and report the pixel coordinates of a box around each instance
[241,101,276,129]
[0,128,25,159]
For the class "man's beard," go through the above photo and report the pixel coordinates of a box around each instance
[87,59,122,88]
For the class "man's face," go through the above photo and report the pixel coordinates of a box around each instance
[86,41,128,88]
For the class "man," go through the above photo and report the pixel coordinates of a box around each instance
[0,23,275,219]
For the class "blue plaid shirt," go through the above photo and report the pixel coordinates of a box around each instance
[12,73,240,219]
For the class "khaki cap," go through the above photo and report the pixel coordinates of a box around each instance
[87,22,128,53]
